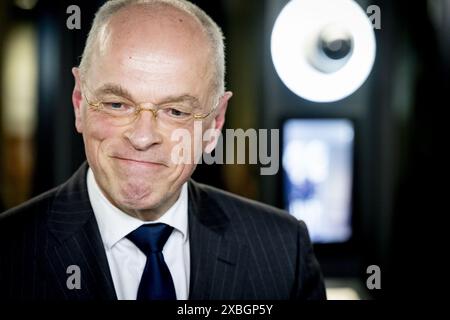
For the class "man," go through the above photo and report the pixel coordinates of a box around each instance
[0,0,326,300]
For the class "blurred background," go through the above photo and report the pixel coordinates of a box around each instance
[0,0,442,300]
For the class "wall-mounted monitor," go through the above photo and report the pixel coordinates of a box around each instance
[282,119,354,243]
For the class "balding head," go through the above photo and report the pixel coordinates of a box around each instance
[71,0,233,220]
[79,0,226,99]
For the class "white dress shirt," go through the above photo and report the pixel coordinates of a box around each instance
[86,168,190,300]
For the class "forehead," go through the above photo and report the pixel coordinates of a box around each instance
[88,4,213,101]
[106,3,208,47]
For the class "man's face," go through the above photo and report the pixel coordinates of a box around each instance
[72,5,231,219]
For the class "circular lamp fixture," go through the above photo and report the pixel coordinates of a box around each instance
[271,0,376,103]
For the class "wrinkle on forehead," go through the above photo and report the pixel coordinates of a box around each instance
[122,54,175,73]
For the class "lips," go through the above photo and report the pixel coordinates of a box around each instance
[112,156,167,167]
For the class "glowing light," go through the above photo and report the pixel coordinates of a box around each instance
[2,24,38,137]
[271,0,376,102]
[14,0,38,10]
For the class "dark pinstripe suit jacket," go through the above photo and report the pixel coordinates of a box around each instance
[0,163,326,300]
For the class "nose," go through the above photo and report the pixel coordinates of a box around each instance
[123,110,163,151]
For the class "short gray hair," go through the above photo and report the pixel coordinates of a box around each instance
[79,0,226,98]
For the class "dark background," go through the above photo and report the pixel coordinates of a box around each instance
[0,0,442,299]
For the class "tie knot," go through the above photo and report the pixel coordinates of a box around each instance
[126,223,173,255]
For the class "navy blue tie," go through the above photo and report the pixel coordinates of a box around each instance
[126,223,176,300]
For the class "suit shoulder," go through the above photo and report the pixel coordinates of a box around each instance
[192,180,300,229]
[0,187,57,229]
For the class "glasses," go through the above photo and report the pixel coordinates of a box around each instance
[81,84,218,129]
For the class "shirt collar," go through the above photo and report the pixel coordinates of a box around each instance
[87,168,188,250]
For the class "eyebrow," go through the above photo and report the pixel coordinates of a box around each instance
[94,83,134,100]
[93,83,201,108]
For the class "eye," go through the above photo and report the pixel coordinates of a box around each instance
[109,102,123,109]
[165,107,191,118]
[170,109,185,116]
[103,102,126,110]
[102,102,135,114]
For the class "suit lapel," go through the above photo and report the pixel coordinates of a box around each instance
[188,180,249,300]
[44,163,117,300]
[42,166,247,300]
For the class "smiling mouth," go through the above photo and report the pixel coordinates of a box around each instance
[112,156,166,168]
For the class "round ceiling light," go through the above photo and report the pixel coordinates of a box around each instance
[271,0,376,103]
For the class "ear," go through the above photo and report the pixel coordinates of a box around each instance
[72,67,84,133]
[212,91,232,132]
[203,91,232,153]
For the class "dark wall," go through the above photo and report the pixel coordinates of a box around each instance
[0,0,442,299]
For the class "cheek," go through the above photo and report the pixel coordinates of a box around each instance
[83,116,120,160]
[166,162,196,195]
[165,136,198,181]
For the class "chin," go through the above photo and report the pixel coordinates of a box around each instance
[122,199,160,212]
[116,194,164,213]
[115,183,164,210]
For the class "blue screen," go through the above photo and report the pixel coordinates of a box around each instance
[282,119,354,243]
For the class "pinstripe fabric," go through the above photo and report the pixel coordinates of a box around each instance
[187,181,326,300]
[0,164,117,300]
[0,162,326,300]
